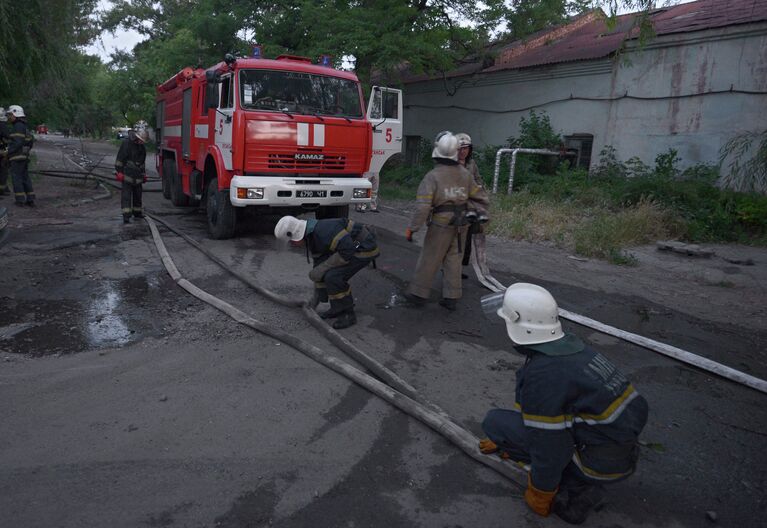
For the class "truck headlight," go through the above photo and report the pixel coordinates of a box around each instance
[353,188,371,199]
[246,188,265,199]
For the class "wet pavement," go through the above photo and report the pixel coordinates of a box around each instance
[0,136,765,528]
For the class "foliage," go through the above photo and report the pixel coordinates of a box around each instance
[505,110,562,177]
[591,145,626,179]
[718,129,767,194]
[506,0,592,40]
[653,148,681,179]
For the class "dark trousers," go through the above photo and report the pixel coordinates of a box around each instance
[10,160,34,204]
[482,409,635,492]
[0,157,9,194]
[318,258,371,313]
[121,182,143,219]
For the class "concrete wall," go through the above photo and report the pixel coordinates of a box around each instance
[402,22,767,170]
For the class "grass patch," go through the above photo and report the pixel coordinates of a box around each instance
[380,145,767,264]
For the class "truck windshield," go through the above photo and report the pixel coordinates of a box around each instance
[239,69,363,118]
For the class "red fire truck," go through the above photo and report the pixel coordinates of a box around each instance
[155,54,402,238]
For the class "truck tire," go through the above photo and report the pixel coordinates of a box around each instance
[316,205,349,219]
[170,161,190,207]
[161,158,172,199]
[207,178,236,239]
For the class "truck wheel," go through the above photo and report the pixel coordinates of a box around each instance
[170,162,190,207]
[316,205,349,219]
[206,178,236,239]
[161,159,172,200]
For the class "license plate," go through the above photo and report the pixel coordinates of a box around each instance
[297,190,326,198]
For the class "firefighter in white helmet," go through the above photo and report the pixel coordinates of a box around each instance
[274,215,379,329]
[455,132,490,273]
[479,283,648,524]
[403,131,489,310]
[115,127,148,223]
[0,108,9,197]
[6,105,36,206]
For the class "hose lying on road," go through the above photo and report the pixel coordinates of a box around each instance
[146,212,423,407]
[474,268,767,395]
[31,170,163,192]
[145,216,527,490]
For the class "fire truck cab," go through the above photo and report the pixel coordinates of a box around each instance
[155,54,402,239]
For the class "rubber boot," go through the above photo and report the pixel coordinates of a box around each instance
[439,298,457,311]
[403,292,427,307]
[552,485,605,525]
[319,306,347,319]
[332,310,357,329]
[123,216,131,224]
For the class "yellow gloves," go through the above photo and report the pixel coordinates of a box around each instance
[524,475,558,517]
[479,438,499,454]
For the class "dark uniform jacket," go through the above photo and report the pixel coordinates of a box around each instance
[513,335,649,491]
[309,218,379,265]
[7,120,34,162]
[115,138,146,183]
[409,160,489,231]
[0,121,8,150]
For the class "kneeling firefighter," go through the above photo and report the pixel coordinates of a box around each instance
[479,283,649,524]
[405,131,489,310]
[274,216,379,329]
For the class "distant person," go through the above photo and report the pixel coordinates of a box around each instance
[274,215,379,329]
[6,105,35,207]
[404,131,489,310]
[479,283,649,525]
[0,108,9,197]
[115,127,148,224]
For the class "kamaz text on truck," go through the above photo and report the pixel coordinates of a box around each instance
[155,53,402,239]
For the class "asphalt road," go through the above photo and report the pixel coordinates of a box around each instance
[0,136,765,527]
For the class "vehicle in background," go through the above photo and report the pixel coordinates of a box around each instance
[35,124,48,134]
[155,53,402,239]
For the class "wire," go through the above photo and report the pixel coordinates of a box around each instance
[405,87,767,114]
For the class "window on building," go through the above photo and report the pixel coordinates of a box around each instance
[563,134,594,170]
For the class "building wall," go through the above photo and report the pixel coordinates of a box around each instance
[402,23,767,171]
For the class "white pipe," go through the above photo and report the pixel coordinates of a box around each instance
[492,148,560,194]
[472,270,767,395]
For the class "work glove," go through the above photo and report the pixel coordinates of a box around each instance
[115,172,124,182]
[308,253,348,282]
[405,228,414,242]
[524,475,558,517]
[143,173,148,183]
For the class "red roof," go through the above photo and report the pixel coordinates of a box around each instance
[403,0,767,82]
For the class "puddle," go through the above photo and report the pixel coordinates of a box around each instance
[0,276,167,356]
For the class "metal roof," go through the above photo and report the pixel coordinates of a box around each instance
[403,0,767,82]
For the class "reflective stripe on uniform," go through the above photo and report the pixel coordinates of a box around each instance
[328,288,351,300]
[9,155,27,161]
[518,385,638,430]
[9,133,25,138]
[329,220,354,251]
[122,207,132,213]
[314,282,326,288]
[571,451,634,481]
[356,248,380,259]
[15,192,26,196]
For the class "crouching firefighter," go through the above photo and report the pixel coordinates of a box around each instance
[404,131,489,310]
[274,216,379,329]
[115,128,148,223]
[479,283,649,525]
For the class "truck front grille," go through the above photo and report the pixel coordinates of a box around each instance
[268,153,346,170]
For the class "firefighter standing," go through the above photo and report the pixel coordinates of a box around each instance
[480,283,649,525]
[455,133,489,269]
[115,128,148,223]
[404,131,489,311]
[6,105,35,206]
[0,108,9,197]
[274,215,379,329]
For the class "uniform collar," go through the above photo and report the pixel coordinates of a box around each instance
[305,218,318,235]
[517,333,585,357]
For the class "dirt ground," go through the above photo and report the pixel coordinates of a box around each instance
[0,136,765,528]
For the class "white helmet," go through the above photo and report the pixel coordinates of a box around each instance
[274,215,308,242]
[431,131,458,161]
[133,128,149,143]
[497,283,564,345]
[7,105,25,118]
[455,132,472,148]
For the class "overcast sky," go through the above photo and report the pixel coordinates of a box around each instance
[84,0,697,62]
